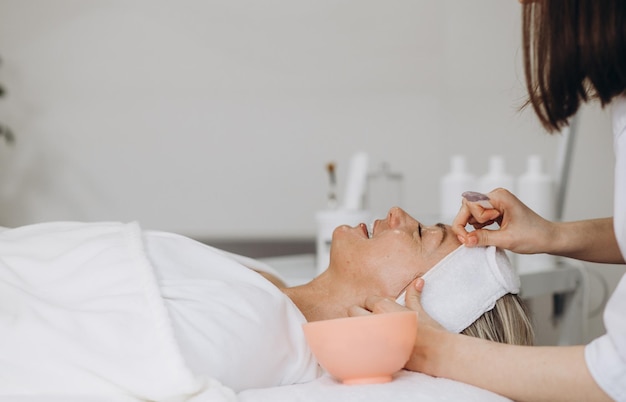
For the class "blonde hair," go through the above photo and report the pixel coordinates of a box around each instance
[461,294,535,346]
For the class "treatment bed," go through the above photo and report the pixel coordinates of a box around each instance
[0,221,514,401]
[0,372,510,402]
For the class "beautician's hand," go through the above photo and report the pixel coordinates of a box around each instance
[346,296,407,316]
[401,278,448,373]
[348,278,447,373]
[451,188,556,255]
[348,278,442,330]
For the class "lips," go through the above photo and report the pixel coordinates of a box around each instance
[359,223,370,238]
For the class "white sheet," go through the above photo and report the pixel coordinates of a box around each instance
[144,230,320,391]
[240,370,511,402]
[0,372,512,402]
[0,221,236,401]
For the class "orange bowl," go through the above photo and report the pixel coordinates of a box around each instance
[302,311,417,385]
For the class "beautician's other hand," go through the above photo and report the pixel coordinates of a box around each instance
[451,188,556,255]
[348,278,446,374]
[348,278,442,330]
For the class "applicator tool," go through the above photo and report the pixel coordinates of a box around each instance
[462,191,494,209]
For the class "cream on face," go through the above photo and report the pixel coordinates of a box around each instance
[327,207,462,298]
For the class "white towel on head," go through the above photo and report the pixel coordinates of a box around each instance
[395,245,520,333]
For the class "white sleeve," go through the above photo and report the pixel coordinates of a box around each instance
[612,95,626,260]
[584,274,626,401]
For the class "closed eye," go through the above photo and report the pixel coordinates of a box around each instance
[418,224,422,238]
[435,223,447,245]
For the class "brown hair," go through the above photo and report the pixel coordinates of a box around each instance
[462,294,535,346]
[522,0,626,132]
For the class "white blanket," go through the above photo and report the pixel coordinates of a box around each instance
[0,221,236,401]
[0,221,511,402]
[239,371,510,402]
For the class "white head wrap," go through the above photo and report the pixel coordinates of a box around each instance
[395,245,520,333]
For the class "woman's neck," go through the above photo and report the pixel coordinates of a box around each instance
[281,272,356,322]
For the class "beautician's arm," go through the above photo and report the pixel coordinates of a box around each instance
[453,188,625,264]
[353,280,613,402]
[414,328,611,402]
[550,218,624,263]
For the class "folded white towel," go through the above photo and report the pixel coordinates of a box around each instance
[0,221,236,401]
[395,245,519,333]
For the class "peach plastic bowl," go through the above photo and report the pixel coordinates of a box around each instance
[302,311,417,385]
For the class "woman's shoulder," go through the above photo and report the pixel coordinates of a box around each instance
[142,230,318,391]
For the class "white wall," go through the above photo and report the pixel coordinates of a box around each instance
[0,0,557,236]
[0,1,623,342]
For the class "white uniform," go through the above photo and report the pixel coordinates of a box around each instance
[585,96,626,401]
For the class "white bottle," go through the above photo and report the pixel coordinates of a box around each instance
[440,155,476,224]
[478,155,515,194]
[516,155,557,272]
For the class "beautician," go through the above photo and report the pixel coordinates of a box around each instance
[357,0,626,401]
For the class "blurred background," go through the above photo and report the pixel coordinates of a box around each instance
[0,0,623,345]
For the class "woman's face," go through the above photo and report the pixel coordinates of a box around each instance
[328,207,462,298]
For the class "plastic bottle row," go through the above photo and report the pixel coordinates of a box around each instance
[440,155,558,271]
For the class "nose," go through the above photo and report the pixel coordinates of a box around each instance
[373,207,416,235]
[386,206,408,228]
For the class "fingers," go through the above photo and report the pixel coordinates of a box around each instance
[357,280,425,315]
[348,295,410,318]
[404,277,424,311]
[348,295,409,316]
[362,295,408,314]
[452,198,500,243]
[347,305,372,317]
[464,227,503,247]
[404,278,446,332]
[348,279,444,335]
[463,198,501,223]
[451,203,473,239]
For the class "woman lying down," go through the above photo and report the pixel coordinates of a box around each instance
[0,207,533,400]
